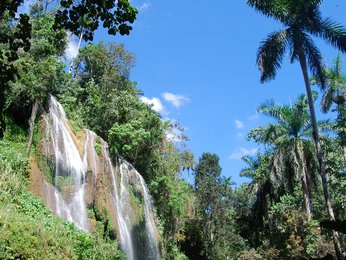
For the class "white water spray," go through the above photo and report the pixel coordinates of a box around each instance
[120,161,161,260]
[45,95,88,231]
[102,144,135,260]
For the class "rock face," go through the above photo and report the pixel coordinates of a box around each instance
[30,96,161,260]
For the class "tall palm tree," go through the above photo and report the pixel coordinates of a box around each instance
[247,0,346,257]
[251,95,319,221]
[312,54,346,161]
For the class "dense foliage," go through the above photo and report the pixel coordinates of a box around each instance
[1,0,346,259]
[0,0,137,137]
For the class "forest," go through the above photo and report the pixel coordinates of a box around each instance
[1,0,346,259]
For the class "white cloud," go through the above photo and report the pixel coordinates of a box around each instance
[235,119,244,129]
[247,114,259,122]
[64,33,79,62]
[228,147,258,160]
[162,92,189,108]
[140,96,165,113]
[138,2,151,12]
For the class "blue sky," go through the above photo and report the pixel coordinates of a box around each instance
[85,1,346,184]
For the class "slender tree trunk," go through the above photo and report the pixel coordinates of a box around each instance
[0,84,6,138]
[0,112,4,138]
[296,143,312,221]
[298,49,343,259]
[68,29,84,74]
[337,104,346,164]
[26,99,39,157]
[301,156,312,222]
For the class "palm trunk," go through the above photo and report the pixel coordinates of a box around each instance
[26,99,39,157]
[298,49,343,259]
[0,112,4,139]
[0,83,6,138]
[337,103,346,164]
[301,157,312,222]
[296,144,312,221]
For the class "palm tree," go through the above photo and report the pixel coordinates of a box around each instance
[247,0,346,256]
[251,96,319,221]
[312,54,346,161]
[241,152,275,245]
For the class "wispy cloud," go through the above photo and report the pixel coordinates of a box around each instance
[138,2,152,12]
[235,119,244,129]
[64,33,79,62]
[162,92,189,109]
[247,113,259,122]
[140,96,165,113]
[228,147,258,160]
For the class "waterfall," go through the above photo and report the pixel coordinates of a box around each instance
[120,162,161,260]
[103,144,135,260]
[83,129,98,200]
[42,96,161,259]
[44,95,88,231]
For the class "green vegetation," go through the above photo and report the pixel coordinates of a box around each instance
[187,153,246,259]
[94,143,102,156]
[235,94,346,259]
[247,0,346,257]
[0,131,125,259]
[1,0,346,259]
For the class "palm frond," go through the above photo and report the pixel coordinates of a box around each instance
[241,154,258,167]
[300,124,313,138]
[309,17,346,53]
[333,53,343,76]
[317,119,334,133]
[249,124,287,145]
[312,54,346,111]
[257,30,289,83]
[294,93,311,112]
[247,0,289,21]
[302,33,327,87]
[290,0,320,30]
[309,75,317,85]
[304,0,323,9]
[321,85,334,112]
[302,119,334,137]
[257,99,286,122]
[240,155,258,178]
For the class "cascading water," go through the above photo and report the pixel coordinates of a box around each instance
[44,95,88,231]
[103,144,135,260]
[83,129,98,200]
[42,96,161,259]
[120,162,161,260]
[83,130,98,175]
